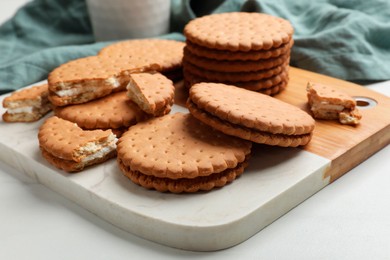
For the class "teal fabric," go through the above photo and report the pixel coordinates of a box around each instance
[1,0,390,93]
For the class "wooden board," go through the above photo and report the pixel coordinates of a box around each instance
[0,67,389,251]
[280,68,390,182]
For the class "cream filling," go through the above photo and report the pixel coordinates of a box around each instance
[55,77,120,97]
[81,145,114,163]
[313,102,344,111]
[106,76,120,88]
[55,87,90,97]
[7,106,34,114]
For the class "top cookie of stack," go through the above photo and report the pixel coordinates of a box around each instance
[183,12,294,95]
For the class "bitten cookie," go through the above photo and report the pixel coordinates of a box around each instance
[38,116,118,172]
[54,91,149,136]
[117,113,252,193]
[306,82,362,125]
[187,83,315,147]
[127,72,174,117]
[2,84,52,122]
[48,39,184,107]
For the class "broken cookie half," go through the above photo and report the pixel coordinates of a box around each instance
[2,84,52,122]
[306,82,362,125]
[38,116,118,172]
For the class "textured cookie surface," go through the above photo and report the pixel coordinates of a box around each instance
[184,12,294,51]
[117,113,252,179]
[307,82,356,108]
[99,39,185,72]
[54,91,148,130]
[127,72,174,116]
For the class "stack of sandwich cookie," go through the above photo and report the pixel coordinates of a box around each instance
[187,82,315,147]
[117,113,252,193]
[183,12,294,95]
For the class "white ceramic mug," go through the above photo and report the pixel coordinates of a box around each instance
[86,0,171,41]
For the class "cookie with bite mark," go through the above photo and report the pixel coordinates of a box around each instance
[38,116,117,172]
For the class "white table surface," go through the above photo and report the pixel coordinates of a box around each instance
[1,1,389,259]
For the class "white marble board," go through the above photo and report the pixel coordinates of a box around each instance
[0,90,331,251]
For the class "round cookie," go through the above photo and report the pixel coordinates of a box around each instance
[54,91,148,135]
[185,39,294,61]
[184,12,294,51]
[187,83,315,147]
[117,113,252,193]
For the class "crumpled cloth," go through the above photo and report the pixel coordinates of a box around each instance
[1,0,389,93]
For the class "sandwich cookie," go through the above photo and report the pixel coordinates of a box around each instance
[187,83,315,147]
[2,84,52,122]
[183,67,289,91]
[117,113,252,193]
[127,72,175,117]
[54,91,148,137]
[38,116,118,172]
[307,82,362,125]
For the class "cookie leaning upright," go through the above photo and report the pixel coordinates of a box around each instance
[117,113,252,193]
[38,116,118,172]
[187,83,315,147]
[183,12,294,95]
[127,72,175,117]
